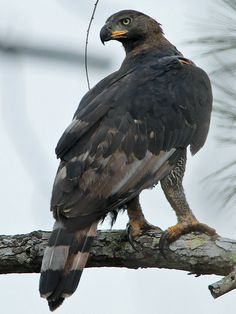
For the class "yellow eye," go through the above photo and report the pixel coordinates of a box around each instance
[121,18,131,26]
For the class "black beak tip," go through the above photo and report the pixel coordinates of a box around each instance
[100,25,111,45]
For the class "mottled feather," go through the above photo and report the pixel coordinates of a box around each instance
[40,9,212,310]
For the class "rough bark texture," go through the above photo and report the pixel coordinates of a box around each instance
[1,229,236,297]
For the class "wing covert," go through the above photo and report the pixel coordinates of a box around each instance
[52,54,212,225]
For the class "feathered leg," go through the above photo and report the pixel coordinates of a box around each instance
[39,220,97,311]
[159,151,216,254]
[126,195,162,248]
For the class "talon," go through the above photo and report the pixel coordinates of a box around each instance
[159,230,170,258]
[159,224,184,257]
[126,223,140,252]
[159,220,217,257]
[126,220,162,252]
[187,272,201,277]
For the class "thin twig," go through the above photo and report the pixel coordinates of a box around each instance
[85,0,100,90]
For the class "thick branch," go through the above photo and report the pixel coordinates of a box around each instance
[1,230,236,297]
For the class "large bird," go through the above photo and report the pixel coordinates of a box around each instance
[39,9,216,311]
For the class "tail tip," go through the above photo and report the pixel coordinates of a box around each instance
[48,297,65,312]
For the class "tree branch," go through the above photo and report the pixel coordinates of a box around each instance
[1,230,236,297]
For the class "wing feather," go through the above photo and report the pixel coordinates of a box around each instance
[51,55,212,229]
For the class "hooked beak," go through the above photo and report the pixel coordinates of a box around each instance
[100,25,128,45]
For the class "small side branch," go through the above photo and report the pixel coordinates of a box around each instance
[209,268,236,298]
[0,230,236,298]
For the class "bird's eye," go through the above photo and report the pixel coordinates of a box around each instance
[121,17,132,26]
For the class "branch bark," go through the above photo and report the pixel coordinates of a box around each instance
[1,229,236,297]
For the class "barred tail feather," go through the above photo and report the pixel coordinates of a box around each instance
[39,221,97,311]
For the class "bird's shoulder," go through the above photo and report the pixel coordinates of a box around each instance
[55,52,212,160]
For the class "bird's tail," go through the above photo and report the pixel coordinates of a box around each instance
[39,220,97,311]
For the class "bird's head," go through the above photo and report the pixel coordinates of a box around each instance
[100,10,163,53]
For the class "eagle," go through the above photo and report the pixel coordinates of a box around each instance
[39,10,216,311]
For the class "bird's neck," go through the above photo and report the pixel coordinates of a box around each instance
[122,35,180,61]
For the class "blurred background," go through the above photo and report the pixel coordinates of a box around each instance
[0,0,235,313]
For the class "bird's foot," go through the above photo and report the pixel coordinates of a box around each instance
[126,219,162,251]
[159,218,217,257]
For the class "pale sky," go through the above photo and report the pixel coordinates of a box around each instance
[0,1,235,314]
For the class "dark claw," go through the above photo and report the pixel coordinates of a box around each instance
[159,230,171,258]
[126,223,140,252]
[187,272,201,277]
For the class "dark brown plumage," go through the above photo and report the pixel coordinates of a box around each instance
[39,10,215,311]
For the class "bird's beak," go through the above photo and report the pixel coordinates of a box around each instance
[100,24,128,45]
[100,25,111,45]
